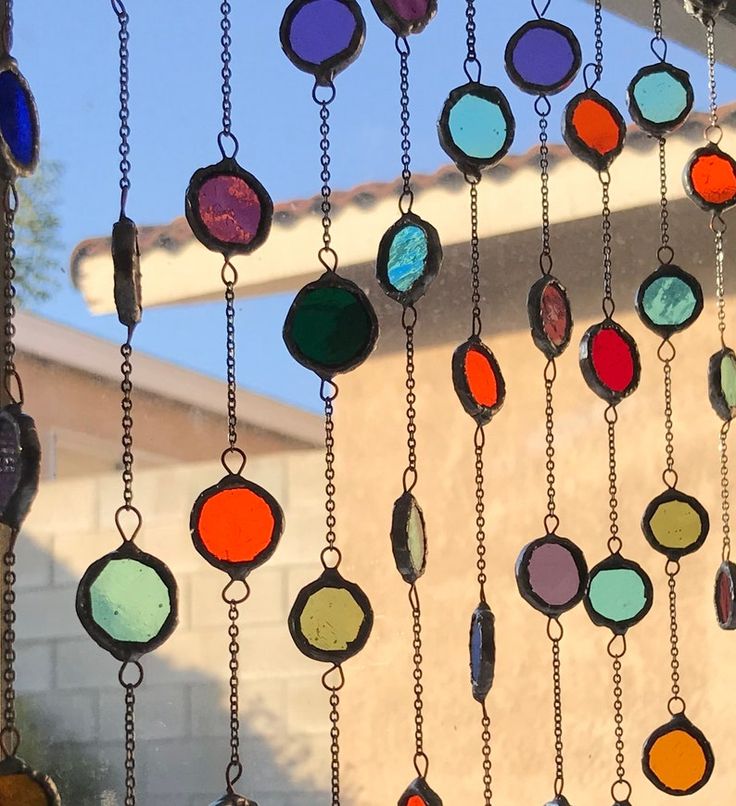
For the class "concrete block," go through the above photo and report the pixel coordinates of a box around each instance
[56,638,120,690]
[14,531,53,589]
[15,641,53,693]
[139,737,227,797]
[286,675,329,735]
[99,684,189,742]
[24,690,98,742]
[16,586,83,641]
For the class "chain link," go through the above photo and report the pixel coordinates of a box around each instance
[543,361,559,534]
[550,622,565,797]
[653,0,663,38]
[466,179,482,338]
[3,180,17,402]
[611,653,626,787]
[661,349,678,487]
[600,176,615,319]
[124,681,136,805]
[1,547,18,759]
[225,596,243,792]
[119,341,134,509]
[220,0,232,138]
[473,425,488,601]
[396,36,414,213]
[323,390,338,556]
[657,138,674,265]
[713,214,728,349]
[480,702,493,805]
[537,102,553,276]
[706,20,720,131]
[408,583,428,779]
[605,408,622,554]
[721,421,731,562]
[1,0,12,56]
[463,0,482,83]
[402,307,418,494]
[317,91,338,272]
[666,564,686,714]
[221,263,239,452]
[583,0,604,89]
[110,0,131,216]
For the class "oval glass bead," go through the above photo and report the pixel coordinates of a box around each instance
[369,0,437,36]
[504,19,581,96]
[516,535,588,617]
[469,601,495,703]
[684,144,736,212]
[0,62,39,177]
[185,158,273,257]
[0,757,60,806]
[715,561,736,630]
[398,777,443,806]
[635,264,703,338]
[391,492,427,584]
[628,62,694,136]
[584,554,653,634]
[438,82,515,176]
[642,714,714,795]
[708,346,736,422]
[642,488,709,559]
[528,275,573,359]
[283,272,379,379]
[563,90,626,171]
[280,0,366,84]
[376,212,442,305]
[579,320,641,404]
[76,542,178,662]
[190,474,284,578]
[289,568,373,664]
[0,404,40,533]
[452,338,506,425]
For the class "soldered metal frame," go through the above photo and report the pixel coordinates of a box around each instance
[515,534,588,617]
[452,336,506,426]
[288,567,374,664]
[527,275,574,360]
[209,792,258,806]
[369,0,438,37]
[0,403,40,534]
[190,473,284,579]
[504,18,582,97]
[642,713,715,795]
[283,271,379,380]
[715,560,736,630]
[641,488,709,560]
[684,144,736,213]
[635,264,703,339]
[579,319,641,405]
[708,345,736,422]
[470,600,495,703]
[563,89,627,172]
[0,57,40,178]
[185,157,274,257]
[584,553,654,635]
[280,0,366,85]
[376,212,443,306]
[390,490,427,584]
[627,62,694,137]
[544,797,572,806]
[437,82,516,177]
[112,214,142,329]
[76,539,179,663]
[0,756,60,805]
[398,776,443,806]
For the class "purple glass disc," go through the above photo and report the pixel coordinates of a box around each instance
[506,20,580,95]
[197,175,262,247]
[288,0,358,66]
[384,0,430,20]
[527,542,581,608]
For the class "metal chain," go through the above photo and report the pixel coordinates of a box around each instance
[120,341,134,507]
[396,36,414,214]
[408,583,428,780]
[474,425,487,601]
[323,391,337,552]
[548,619,565,797]
[3,180,18,402]
[583,0,604,89]
[480,702,493,805]
[666,562,686,715]
[225,597,243,792]
[721,421,732,562]
[402,306,418,495]
[0,548,18,760]
[544,360,559,534]
[706,20,720,132]
[220,0,233,139]
[463,0,482,82]
[111,0,131,217]
[123,682,136,805]
[222,262,239,451]
[600,176,615,319]
[320,664,345,806]
[611,654,626,788]
[1,0,12,56]
[657,139,674,265]
[466,179,482,338]
[653,0,663,38]
[605,407,622,555]
[713,215,728,349]
[537,98,553,276]
[317,90,338,272]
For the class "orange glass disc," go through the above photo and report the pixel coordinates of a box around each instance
[685,145,736,211]
[563,89,625,171]
[642,715,714,795]
[452,338,506,426]
[191,475,284,577]
[466,347,498,407]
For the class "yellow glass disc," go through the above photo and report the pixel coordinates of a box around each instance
[299,586,366,651]
[649,500,703,550]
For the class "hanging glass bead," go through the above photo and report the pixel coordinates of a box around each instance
[469,601,495,703]
[709,346,736,421]
[452,338,505,425]
[642,489,709,559]
[0,756,60,806]
[369,0,437,36]
[391,491,427,584]
[684,144,736,212]
[635,264,703,339]
[516,535,588,617]
[584,554,653,634]
[398,776,443,806]
[715,561,736,629]
[627,62,694,136]
[0,403,40,532]
[642,714,714,795]
[579,320,641,404]
[504,19,581,96]
[0,59,39,177]
[527,275,573,359]
[563,90,626,172]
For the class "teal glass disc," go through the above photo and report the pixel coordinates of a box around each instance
[628,62,693,136]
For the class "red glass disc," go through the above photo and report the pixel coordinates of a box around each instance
[563,90,626,171]
[684,145,736,212]
[528,275,573,358]
[452,338,506,425]
[715,561,736,630]
[198,174,263,246]
[580,320,640,403]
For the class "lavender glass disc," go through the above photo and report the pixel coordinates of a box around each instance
[516,535,587,616]
[505,19,581,96]
[281,0,365,83]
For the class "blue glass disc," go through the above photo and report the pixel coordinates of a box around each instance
[448,94,509,161]
[387,225,428,292]
[0,69,35,169]
[628,62,693,136]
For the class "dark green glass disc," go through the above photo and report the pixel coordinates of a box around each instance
[283,272,378,379]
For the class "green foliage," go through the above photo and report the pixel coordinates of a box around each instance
[14,159,64,304]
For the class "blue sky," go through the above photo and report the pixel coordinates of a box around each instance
[15,1,736,412]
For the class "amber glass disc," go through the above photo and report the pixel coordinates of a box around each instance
[469,601,495,703]
[627,62,694,136]
[0,403,40,533]
[190,474,283,579]
[398,776,443,806]
[709,346,736,422]
[0,757,59,805]
[563,90,626,171]
[452,337,506,426]
[635,264,703,339]
[584,554,653,634]
[369,0,437,36]
[715,561,736,630]
[283,272,379,379]
[391,491,427,584]
[642,488,709,559]
[185,158,273,257]
[642,714,714,795]
[376,212,442,305]
[579,320,640,404]
[684,144,736,212]
[76,541,179,662]
[289,567,373,663]
[516,535,588,617]
[528,275,573,359]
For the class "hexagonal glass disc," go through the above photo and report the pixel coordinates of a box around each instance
[0,757,60,805]
[76,542,178,662]
[289,568,373,663]
[190,474,284,578]
[627,62,694,136]
[642,488,709,559]
[635,264,703,339]
[642,714,714,795]
[452,338,506,426]
[684,144,736,212]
